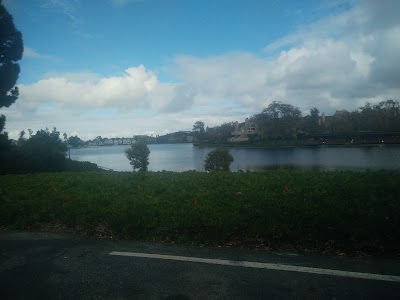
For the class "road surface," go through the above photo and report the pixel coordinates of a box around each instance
[0,231,399,299]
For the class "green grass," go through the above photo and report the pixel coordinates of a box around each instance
[1,170,399,255]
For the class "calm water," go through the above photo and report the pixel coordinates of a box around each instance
[70,143,400,172]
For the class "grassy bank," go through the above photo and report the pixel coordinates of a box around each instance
[1,171,399,255]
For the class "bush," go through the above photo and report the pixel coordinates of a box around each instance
[65,159,102,172]
[19,128,68,173]
[125,140,150,171]
[0,127,68,174]
[204,148,234,171]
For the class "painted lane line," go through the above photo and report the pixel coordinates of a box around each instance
[109,251,400,283]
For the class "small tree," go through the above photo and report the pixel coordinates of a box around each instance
[125,140,150,171]
[204,148,234,171]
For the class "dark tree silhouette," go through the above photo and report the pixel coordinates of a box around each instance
[192,121,205,133]
[255,101,302,140]
[0,0,23,108]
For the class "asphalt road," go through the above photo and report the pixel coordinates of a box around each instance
[0,231,399,299]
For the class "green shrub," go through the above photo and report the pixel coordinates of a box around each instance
[204,148,234,171]
[65,159,102,172]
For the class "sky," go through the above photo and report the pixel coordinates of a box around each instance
[2,0,400,140]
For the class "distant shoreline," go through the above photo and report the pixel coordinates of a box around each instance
[73,141,400,150]
[193,142,400,149]
[75,142,192,149]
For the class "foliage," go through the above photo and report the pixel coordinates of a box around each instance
[320,100,400,135]
[0,115,12,172]
[17,127,68,173]
[222,99,400,144]
[65,159,102,172]
[0,127,104,174]
[0,2,23,173]
[154,131,192,144]
[125,140,150,171]
[192,120,205,133]
[94,136,102,145]
[205,122,236,143]
[192,120,206,142]
[67,135,84,148]
[204,148,234,171]
[329,110,357,133]
[0,1,23,108]
[0,170,399,255]
[0,114,5,132]
[255,101,302,140]
[302,107,320,134]
[188,99,400,145]
[357,100,400,132]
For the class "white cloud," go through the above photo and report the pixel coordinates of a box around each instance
[23,47,41,58]
[18,65,174,111]
[23,47,57,61]
[168,0,400,113]
[40,0,82,26]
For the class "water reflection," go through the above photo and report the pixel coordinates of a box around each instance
[70,144,400,172]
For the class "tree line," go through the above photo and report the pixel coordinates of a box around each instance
[193,99,400,144]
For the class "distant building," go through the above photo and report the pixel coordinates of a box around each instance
[229,118,260,142]
[104,139,114,146]
[122,139,132,145]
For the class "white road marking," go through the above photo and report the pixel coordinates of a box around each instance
[109,251,400,283]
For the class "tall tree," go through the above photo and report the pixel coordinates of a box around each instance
[375,100,400,131]
[68,135,83,148]
[192,121,205,134]
[255,101,302,139]
[330,110,356,133]
[95,136,102,145]
[0,0,23,172]
[303,107,320,134]
[192,120,206,142]
[125,140,150,172]
[310,107,319,120]
[0,0,23,108]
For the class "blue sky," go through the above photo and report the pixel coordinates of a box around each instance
[8,0,342,83]
[2,0,400,139]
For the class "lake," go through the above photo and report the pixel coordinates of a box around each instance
[69,143,400,172]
